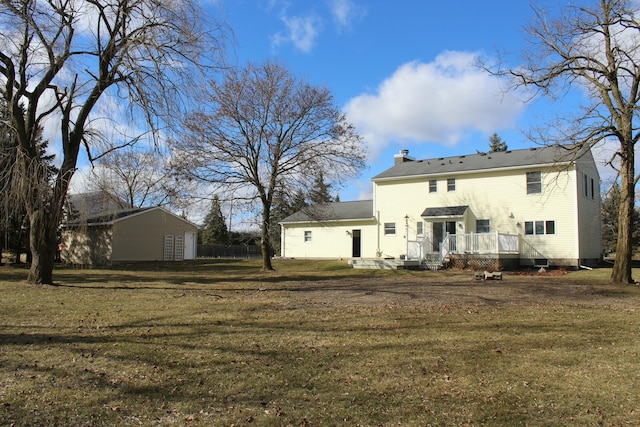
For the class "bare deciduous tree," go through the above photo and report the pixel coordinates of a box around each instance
[0,0,225,284]
[174,60,366,270]
[503,0,640,284]
[85,147,181,209]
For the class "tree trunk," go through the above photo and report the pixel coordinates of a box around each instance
[26,208,58,285]
[22,158,73,285]
[611,148,635,284]
[260,204,274,271]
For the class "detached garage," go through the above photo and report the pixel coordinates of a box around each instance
[61,206,198,265]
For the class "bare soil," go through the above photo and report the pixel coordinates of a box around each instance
[263,269,639,309]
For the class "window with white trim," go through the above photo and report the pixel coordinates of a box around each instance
[476,219,490,233]
[526,171,542,194]
[416,221,424,235]
[447,178,456,192]
[525,220,556,235]
[429,179,437,193]
[384,222,396,235]
[304,230,312,242]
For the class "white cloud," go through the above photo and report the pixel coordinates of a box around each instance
[344,51,527,160]
[271,13,321,53]
[328,0,365,30]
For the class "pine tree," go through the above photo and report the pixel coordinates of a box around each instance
[268,189,309,256]
[0,101,54,263]
[200,196,229,245]
[308,172,334,204]
[488,132,507,152]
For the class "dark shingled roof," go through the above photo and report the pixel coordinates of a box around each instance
[421,206,468,218]
[64,207,151,226]
[373,145,583,181]
[280,200,374,223]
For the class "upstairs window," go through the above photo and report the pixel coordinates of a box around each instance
[526,171,542,194]
[429,179,437,193]
[447,178,456,192]
[304,231,312,242]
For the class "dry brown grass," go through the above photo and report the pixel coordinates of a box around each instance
[1,259,639,426]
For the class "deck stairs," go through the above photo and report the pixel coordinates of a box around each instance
[422,253,443,270]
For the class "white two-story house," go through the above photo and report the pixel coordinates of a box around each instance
[280,145,602,269]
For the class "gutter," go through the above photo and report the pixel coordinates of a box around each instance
[372,161,573,183]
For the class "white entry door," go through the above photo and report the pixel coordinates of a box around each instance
[184,231,196,260]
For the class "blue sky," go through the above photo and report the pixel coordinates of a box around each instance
[214,0,606,201]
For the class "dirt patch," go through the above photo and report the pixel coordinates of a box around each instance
[271,270,640,309]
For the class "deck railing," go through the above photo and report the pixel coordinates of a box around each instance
[440,232,519,263]
[408,231,519,263]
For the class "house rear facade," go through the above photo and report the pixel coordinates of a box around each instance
[280,145,602,269]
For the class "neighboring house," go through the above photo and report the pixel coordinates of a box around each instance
[61,206,198,265]
[280,145,602,269]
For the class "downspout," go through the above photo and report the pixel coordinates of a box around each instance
[376,210,381,257]
[280,224,285,257]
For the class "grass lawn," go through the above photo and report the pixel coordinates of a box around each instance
[1,259,640,426]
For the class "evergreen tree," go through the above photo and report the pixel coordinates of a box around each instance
[308,172,334,204]
[290,189,309,211]
[488,132,508,152]
[200,196,229,245]
[268,189,309,256]
[0,101,54,263]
